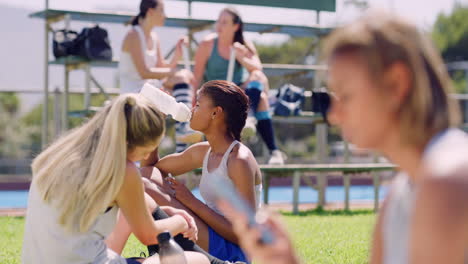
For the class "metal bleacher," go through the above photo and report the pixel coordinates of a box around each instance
[30,1,334,137]
[31,8,334,37]
[30,1,400,213]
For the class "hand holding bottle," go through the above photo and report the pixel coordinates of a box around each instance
[157,231,188,264]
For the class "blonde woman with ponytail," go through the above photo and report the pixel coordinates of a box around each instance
[22,94,209,264]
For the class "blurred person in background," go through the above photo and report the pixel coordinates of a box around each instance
[219,9,468,264]
[192,7,285,165]
[119,0,202,152]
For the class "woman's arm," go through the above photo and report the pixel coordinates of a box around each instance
[156,142,210,177]
[168,178,240,244]
[123,30,175,80]
[155,34,169,68]
[227,154,257,210]
[156,36,186,69]
[233,40,263,73]
[168,37,186,69]
[218,201,301,264]
[409,173,468,264]
[115,161,189,245]
[192,39,212,91]
[169,149,257,244]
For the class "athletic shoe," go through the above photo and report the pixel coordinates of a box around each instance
[268,150,287,165]
[241,116,257,139]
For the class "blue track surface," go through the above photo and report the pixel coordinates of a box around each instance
[0,186,388,209]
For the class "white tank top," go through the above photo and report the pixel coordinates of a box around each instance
[22,183,126,264]
[199,140,262,215]
[119,25,161,94]
[383,129,468,264]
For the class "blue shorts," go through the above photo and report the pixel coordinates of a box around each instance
[208,226,249,263]
[126,258,143,264]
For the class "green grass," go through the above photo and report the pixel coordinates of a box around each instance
[0,217,24,263]
[0,209,376,264]
[282,209,375,264]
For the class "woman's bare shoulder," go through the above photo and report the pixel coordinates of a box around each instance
[424,130,468,181]
[202,33,218,42]
[419,165,468,217]
[424,163,468,186]
[228,143,258,168]
[186,141,211,155]
[122,28,140,50]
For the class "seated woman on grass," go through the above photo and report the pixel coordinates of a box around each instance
[22,94,208,264]
[138,80,262,263]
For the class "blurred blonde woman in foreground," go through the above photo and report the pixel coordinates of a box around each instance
[220,10,468,264]
[22,94,208,264]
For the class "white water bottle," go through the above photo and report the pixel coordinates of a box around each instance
[140,82,191,122]
[157,231,187,264]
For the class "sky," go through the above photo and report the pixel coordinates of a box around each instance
[0,0,466,113]
[1,0,465,30]
[1,0,464,46]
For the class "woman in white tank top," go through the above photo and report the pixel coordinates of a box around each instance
[119,0,191,94]
[137,80,261,263]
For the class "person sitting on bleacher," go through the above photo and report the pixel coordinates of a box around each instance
[119,0,202,153]
[192,7,285,165]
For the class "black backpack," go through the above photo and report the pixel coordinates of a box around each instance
[52,25,113,61]
[311,88,331,122]
[74,25,113,61]
[52,29,79,58]
[273,83,305,116]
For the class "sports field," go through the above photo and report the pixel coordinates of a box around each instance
[0,209,375,264]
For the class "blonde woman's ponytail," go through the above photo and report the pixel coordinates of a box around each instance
[75,95,133,232]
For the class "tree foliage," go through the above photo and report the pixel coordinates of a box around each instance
[256,37,318,64]
[432,4,468,62]
[0,93,29,158]
[21,93,109,154]
[255,37,320,90]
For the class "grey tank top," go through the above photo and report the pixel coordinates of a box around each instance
[22,183,126,264]
[382,173,415,264]
[203,38,247,85]
[383,129,468,264]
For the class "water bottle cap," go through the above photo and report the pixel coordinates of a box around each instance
[174,103,192,122]
[157,231,171,243]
